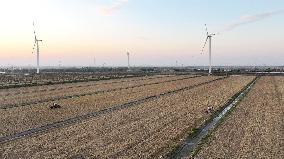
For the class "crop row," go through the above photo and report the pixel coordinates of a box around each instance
[0,73,140,89]
[0,76,255,158]
[0,75,195,109]
[0,76,218,137]
[195,76,284,158]
[0,74,172,96]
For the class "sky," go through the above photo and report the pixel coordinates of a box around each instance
[0,0,283,67]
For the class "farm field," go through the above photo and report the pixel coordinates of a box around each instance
[0,74,167,96]
[195,76,284,158]
[0,74,211,136]
[0,74,174,94]
[0,74,186,108]
[0,72,141,88]
[0,75,255,158]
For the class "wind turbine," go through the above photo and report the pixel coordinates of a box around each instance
[127,51,130,69]
[32,22,42,74]
[201,24,216,75]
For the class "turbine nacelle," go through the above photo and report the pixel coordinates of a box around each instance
[208,33,216,37]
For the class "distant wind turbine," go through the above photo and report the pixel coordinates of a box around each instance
[127,51,130,69]
[201,24,216,75]
[32,22,43,74]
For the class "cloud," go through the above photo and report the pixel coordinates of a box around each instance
[98,0,129,16]
[224,10,284,31]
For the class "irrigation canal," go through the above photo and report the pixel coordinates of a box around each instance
[167,76,259,159]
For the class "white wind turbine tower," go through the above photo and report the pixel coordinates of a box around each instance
[127,51,130,69]
[201,24,216,75]
[32,22,43,74]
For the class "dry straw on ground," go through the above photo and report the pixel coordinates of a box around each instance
[195,76,284,159]
[0,75,215,137]
[0,75,179,106]
[0,76,254,158]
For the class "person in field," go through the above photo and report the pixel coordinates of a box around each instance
[50,103,61,109]
[206,106,214,113]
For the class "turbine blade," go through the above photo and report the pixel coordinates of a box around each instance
[32,21,37,54]
[205,24,209,36]
[33,22,37,41]
[201,37,209,54]
[32,40,36,54]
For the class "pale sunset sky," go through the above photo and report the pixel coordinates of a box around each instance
[0,0,283,67]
